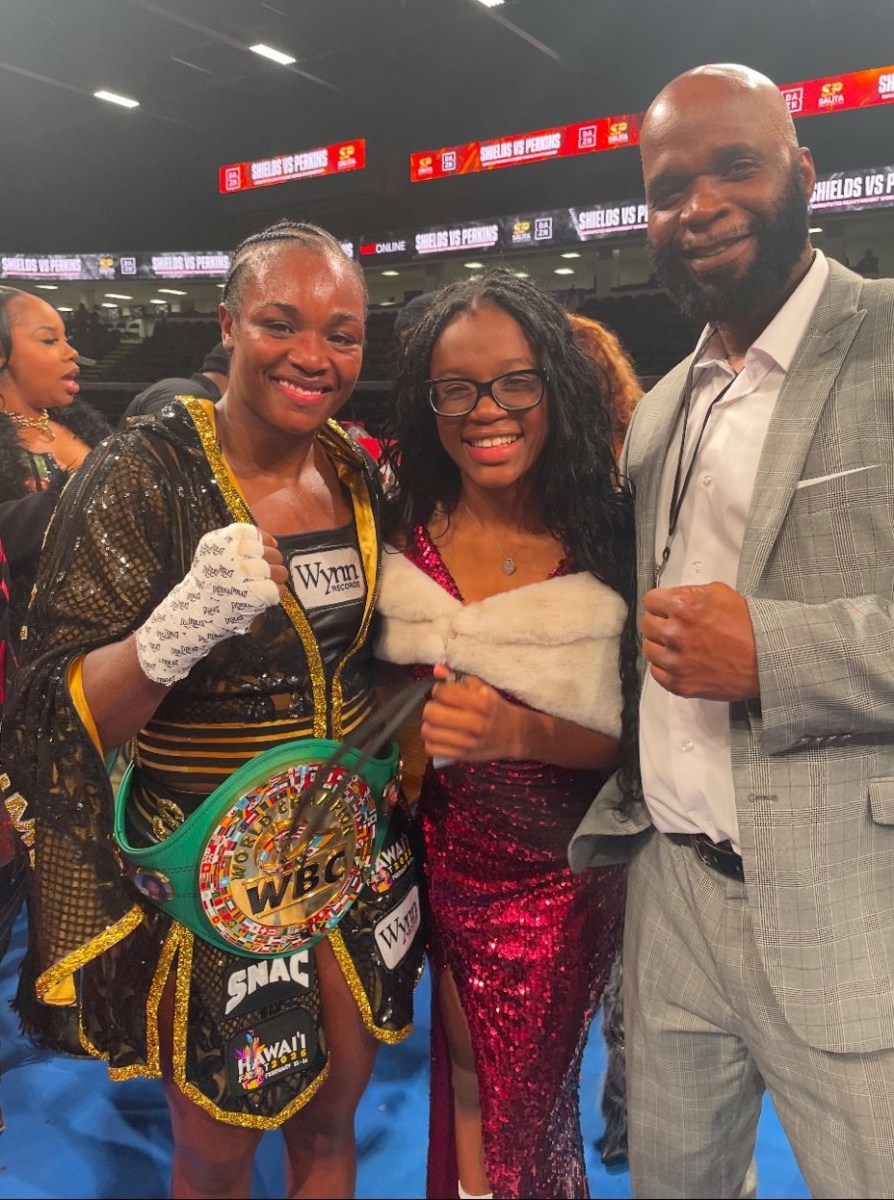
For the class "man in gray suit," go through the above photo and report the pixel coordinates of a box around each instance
[571,64,894,1198]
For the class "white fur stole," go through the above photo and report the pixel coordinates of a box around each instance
[374,548,626,737]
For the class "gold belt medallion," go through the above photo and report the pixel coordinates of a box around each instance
[199,763,376,956]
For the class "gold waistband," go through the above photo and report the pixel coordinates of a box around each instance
[135,696,373,791]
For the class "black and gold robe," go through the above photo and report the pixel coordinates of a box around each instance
[0,398,423,1127]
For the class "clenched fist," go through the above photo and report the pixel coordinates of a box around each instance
[640,581,759,701]
[135,523,286,686]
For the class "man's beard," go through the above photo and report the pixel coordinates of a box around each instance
[648,163,811,325]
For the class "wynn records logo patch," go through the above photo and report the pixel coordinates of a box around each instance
[198,760,376,956]
[287,545,365,610]
[226,1009,317,1095]
[373,884,421,970]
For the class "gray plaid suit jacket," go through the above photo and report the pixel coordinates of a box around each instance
[571,259,894,1054]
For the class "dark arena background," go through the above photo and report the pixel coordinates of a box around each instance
[1,1,891,1196]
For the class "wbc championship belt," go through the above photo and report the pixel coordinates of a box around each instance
[114,738,400,959]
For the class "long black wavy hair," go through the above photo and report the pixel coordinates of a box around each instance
[383,267,642,809]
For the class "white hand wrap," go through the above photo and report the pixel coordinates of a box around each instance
[135,523,281,686]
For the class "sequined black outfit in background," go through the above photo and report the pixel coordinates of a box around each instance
[0,400,110,667]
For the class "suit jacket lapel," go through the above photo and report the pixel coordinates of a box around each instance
[737,262,866,592]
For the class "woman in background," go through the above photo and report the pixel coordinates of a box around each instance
[568,312,642,461]
[376,269,638,1199]
[0,287,111,1054]
[0,286,110,667]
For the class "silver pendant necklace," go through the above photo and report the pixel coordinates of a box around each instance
[461,501,518,575]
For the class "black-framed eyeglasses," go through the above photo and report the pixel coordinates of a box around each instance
[424,369,548,418]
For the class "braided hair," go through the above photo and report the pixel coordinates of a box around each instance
[383,267,642,810]
[221,219,366,318]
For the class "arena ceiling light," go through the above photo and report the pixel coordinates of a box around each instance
[560,252,582,259]
[94,89,140,108]
[381,269,400,277]
[809,226,824,233]
[554,267,575,275]
[157,288,188,295]
[250,43,297,66]
[35,284,58,291]
[464,261,484,269]
[105,293,133,300]
[475,0,506,7]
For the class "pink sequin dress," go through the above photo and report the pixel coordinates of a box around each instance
[404,526,627,1200]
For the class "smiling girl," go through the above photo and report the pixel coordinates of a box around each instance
[377,269,639,1199]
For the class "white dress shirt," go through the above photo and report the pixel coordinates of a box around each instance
[640,250,829,852]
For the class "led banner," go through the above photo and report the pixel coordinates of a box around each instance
[136,252,231,279]
[219,139,365,194]
[570,201,648,240]
[372,160,894,261]
[409,64,894,183]
[810,164,894,212]
[497,199,649,248]
[3,163,893,283]
[402,199,648,260]
[0,253,95,281]
[781,65,894,118]
[413,221,502,255]
[358,237,410,260]
[409,115,640,183]
[0,245,359,283]
[0,251,232,283]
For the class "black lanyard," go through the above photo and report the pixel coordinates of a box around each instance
[654,329,738,587]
